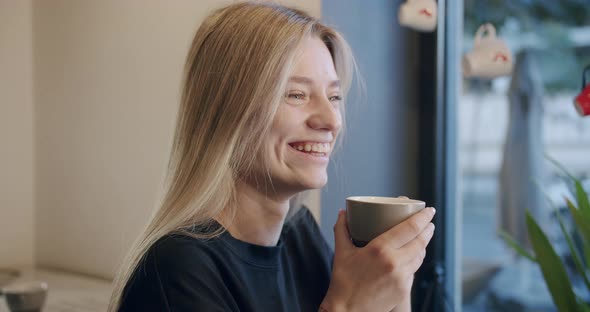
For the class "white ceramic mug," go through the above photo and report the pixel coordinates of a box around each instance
[462,23,513,79]
[398,0,437,32]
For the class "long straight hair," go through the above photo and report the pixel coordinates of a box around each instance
[108,2,356,310]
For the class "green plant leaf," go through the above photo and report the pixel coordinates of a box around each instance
[584,243,590,267]
[574,177,590,220]
[526,210,578,312]
[566,198,590,268]
[547,155,590,220]
[541,182,590,289]
[498,230,537,262]
[533,178,590,268]
[567,198,590,243]
[553,203,590,291]
[579,299,590,312]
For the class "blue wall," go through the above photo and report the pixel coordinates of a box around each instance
[320,0,419,247]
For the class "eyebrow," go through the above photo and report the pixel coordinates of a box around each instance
[288,76,340,88]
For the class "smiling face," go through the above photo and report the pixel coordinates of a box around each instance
[249,36,343,199]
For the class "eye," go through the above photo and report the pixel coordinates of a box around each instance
[285,92,307,105]
[288,93,306,100]
[329,95,342,102]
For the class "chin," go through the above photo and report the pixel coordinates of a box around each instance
[299,174,328,190]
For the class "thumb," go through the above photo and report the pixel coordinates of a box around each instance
[333,209,354,257]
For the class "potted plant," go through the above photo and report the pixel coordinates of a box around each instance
[500,159,590,311]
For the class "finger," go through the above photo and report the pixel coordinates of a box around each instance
[374,207,435,249]
[407,247,427,273]
[397,223,434,264]
[333,209,354,257]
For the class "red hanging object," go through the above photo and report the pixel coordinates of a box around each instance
[574,65,590,117]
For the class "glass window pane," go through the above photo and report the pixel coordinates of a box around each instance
[460,1,590,311]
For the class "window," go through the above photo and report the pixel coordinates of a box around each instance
[458,1,590,311]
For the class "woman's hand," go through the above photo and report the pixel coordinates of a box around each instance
[320,206,436,312]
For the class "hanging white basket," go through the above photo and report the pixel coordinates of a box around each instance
[462,23,513,79]
[398,0,438,32]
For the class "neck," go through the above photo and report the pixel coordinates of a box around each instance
[216,181,291,246]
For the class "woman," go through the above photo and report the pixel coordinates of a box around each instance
[109,2,435,311]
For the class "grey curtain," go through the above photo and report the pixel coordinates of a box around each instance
[498,49,546,248]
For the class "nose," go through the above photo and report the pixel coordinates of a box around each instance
[306,96,342,133]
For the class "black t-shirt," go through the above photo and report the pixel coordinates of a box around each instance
[119,207,334,311]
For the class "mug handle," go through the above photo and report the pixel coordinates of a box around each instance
[583,64,590,90]
[474,23,496,46]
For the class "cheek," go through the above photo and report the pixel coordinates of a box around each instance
[264,132,287,162]
[271,111,304,144]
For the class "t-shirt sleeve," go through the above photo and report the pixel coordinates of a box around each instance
[119,235,235,312]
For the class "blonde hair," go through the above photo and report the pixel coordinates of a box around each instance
[109,2,356,310]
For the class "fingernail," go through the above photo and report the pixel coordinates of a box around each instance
[338,209,345,216]
[430,207,436,215]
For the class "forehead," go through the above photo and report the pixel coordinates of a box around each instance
[290,37,338,81]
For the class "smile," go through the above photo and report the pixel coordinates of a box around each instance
[288,142,330,157]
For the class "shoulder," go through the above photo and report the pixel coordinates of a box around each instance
[150,232,221,269]
[147,231,235,292]
[120,232,233,311]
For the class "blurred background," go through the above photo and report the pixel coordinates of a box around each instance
[1,0,589,311]
[460,0,590,311]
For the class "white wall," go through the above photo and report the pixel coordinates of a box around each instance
[32,0,321,280]
[0,0,35,269]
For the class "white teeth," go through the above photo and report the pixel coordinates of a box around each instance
[293,142,330,154]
